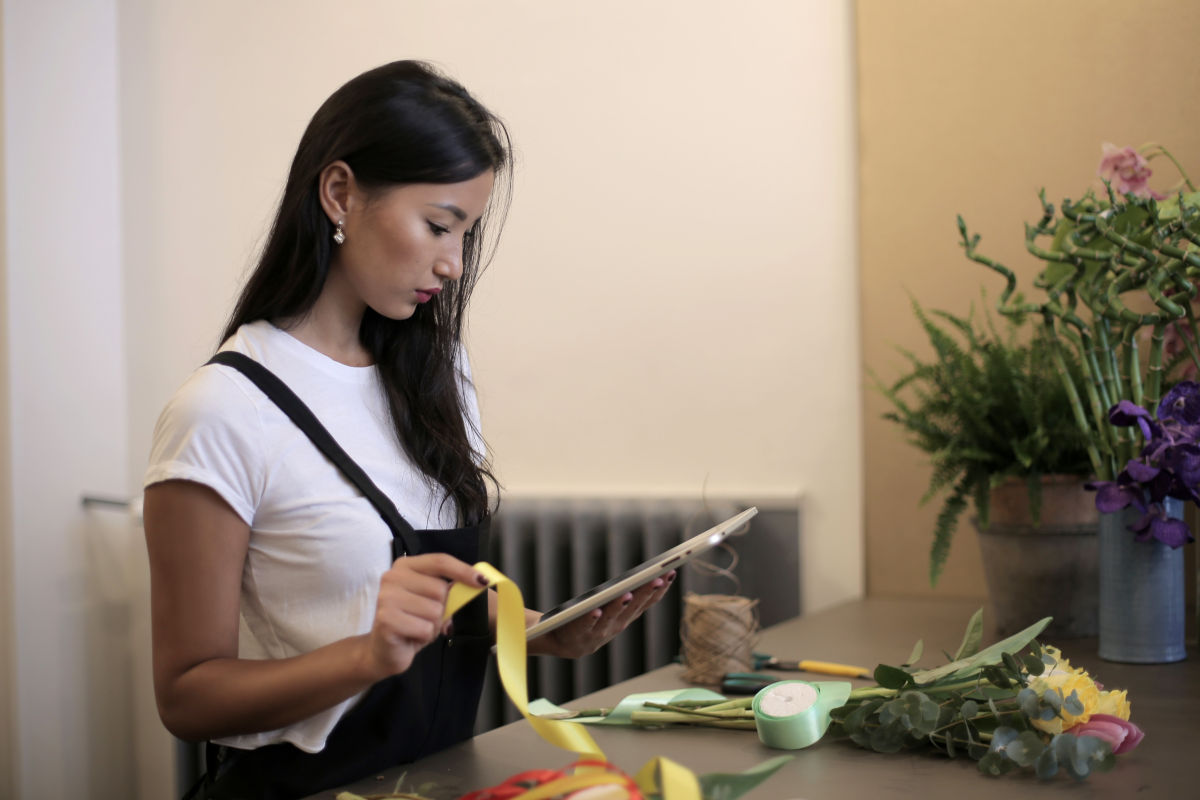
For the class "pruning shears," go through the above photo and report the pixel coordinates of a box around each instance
[751,652,872,679]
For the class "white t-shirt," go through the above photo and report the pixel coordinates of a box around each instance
[143,320,484,753]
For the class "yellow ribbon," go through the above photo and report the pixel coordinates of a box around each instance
[443,563,701,800]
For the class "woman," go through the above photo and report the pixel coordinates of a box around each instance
[143,60,673,799]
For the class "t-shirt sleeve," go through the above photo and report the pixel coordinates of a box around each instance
[143,366,266,527]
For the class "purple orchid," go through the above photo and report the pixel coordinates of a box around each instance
[1085,381,1200,547]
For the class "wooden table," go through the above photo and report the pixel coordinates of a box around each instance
[314,597,1197,799]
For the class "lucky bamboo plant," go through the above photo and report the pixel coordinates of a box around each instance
[959,143,1200,484]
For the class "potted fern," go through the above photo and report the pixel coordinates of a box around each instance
[875,296,1096,637]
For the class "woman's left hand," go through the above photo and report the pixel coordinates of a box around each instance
[526,571,676,658]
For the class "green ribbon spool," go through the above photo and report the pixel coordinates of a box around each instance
[752,679,852,750]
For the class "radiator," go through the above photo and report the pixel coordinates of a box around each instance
[474,497,752,733]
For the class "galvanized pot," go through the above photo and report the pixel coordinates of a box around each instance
[974,476,1099,639]
[1098,498,1186,663]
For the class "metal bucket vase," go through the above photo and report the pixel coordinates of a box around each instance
[1098,498,1187,663]
[974,476,1099,639]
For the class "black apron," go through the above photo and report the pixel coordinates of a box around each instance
[183,352,491,800]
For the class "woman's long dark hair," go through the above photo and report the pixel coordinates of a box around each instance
[222,60,510,525]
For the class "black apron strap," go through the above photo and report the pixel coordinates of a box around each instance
[207,350,419,558]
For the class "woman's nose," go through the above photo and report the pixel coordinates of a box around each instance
[434,243,464,282]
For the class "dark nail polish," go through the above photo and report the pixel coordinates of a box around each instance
[475,573,489,586]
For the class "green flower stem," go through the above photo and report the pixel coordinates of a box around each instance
[1105,270,1165,326]
[1146,265,1187,317]
[1048,320,1113,478]
[1143,143,1197,191]
[641,702,755,720]
[668,698,752,711]
[1127,331,1144,411]
[1182,305,1200,376]
[1148,322,1167,411]
[1157,238,1200,269]
[627,711,757,729]
[845,677,991,703]
[1096,320,1123,419]
[1095,212,1161,270]
[958,218,1042,317]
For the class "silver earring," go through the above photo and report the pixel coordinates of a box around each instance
[332,219,346,245]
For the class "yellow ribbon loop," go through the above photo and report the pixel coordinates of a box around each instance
[445,563,701,800]
[445,562,604,759]
[635,756,702,799]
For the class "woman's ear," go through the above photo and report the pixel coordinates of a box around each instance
[318,160,356,224]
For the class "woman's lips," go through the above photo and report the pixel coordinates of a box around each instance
[414,287,442,303]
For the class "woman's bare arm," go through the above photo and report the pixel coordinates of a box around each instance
[144,479,486,742]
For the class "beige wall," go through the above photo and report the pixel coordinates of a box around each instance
[858,0,1200,598]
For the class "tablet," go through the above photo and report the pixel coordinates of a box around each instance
[525,506,758,641]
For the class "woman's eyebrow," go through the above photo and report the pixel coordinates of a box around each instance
[426,203,467,221]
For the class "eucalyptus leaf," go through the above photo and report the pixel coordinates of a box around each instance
[1004,730,1046,768]
[978,751,1015,776]
[1001,651,1023,680]
[910,617,1051,686]
[1063,689,1085,716]
[989,726,1019,749]
[1065,734,1105,779]
[697,755,794,800]
[874,664,914,690]
[936,705,955,730]
[869,719,908,754]
[1021,652,1046,676]
[981,665,1012,690]
[960,700,979,719]
[1034,746,1059,780]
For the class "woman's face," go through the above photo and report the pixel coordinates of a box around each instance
[333,170,495,321]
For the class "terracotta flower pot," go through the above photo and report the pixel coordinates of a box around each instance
[973,475,1099,639]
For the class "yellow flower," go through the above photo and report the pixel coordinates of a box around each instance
[1095,689,1131,720]
[1029,648,1101,734]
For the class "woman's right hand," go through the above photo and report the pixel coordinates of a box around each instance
[361,554,489,679]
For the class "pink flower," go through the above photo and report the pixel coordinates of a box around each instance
[1097,143,1166,200]
[1069,713,1145,755]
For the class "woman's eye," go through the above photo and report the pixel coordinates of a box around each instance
[427,221,451,236]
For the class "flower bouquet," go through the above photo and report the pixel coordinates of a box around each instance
[1085,380,1200,546]
[532,611,1142,783]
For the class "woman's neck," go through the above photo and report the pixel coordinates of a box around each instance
[281,273,373,367]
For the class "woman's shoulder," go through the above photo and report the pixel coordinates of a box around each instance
[151,356,268,462]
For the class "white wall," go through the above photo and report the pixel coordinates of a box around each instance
[3,0,129,796]
[121,0,862,615]
[3,1,860,796]
[0,6,14,795]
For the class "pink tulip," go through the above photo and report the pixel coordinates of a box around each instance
[1069,714,1145,755]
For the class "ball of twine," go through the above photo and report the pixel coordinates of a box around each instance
[680,592,759,685]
